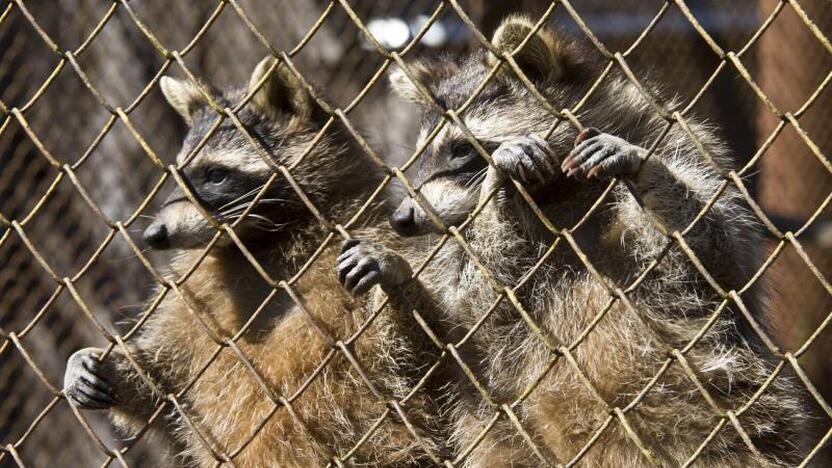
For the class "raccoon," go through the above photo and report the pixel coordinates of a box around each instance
[349,16,811,467]
[62,57,441,467]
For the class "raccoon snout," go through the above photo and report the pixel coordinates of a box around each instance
[390,200,419,237]
[143,221,170,250]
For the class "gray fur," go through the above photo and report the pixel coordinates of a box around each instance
[388,17,811,467]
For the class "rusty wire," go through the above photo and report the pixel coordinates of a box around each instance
[1,0,831,466]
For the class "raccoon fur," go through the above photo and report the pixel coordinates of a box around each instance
[63,57,441,467]
[377,16,812,467]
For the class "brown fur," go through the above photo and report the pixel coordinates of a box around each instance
[388,17,812,467]
[107,224,438,467]
[71,58,441,466]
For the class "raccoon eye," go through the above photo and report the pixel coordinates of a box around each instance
[206,168,229,185]
[450,142,474,160]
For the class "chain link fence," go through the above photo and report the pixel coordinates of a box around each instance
[1,0,830,466]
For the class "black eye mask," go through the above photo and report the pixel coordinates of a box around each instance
[416,140,498,188]
[183,166,267,213]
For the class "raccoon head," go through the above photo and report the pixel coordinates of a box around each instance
[144,57,357,250]
[388,16,589,237]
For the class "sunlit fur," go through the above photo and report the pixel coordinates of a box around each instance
[389,17,811,467]
[93,60,441,466]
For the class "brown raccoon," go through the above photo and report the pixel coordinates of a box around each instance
[365,16,811,467]
[63,57,441,467]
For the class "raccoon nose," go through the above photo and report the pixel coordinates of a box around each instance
[143,222,170,249]
[390,202,418,237]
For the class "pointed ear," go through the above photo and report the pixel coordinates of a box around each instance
[248,56,313,121]
[160,76,205,125]
[388,60,458,106]
[486,16,563,82]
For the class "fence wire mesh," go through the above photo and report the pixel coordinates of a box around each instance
[1,0,831,466]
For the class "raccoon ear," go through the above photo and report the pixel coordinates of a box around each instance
[487,16,563,82]
[389,61,434,105]
[388,61,457,106]
[248,56,312,121]
[160,77,204,125]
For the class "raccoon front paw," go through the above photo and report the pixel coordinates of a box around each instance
[562,128,645,179]
[64,348,117,410]
[492,135,557,186]
[337,239,413,296]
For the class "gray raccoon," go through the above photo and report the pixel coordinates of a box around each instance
[62,57,441,467]
[346,16,811,468]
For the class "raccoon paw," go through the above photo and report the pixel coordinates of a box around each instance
[64,348,117,410]
[337,239,413,296]
[562,128,645,179]
[492,135,557,186]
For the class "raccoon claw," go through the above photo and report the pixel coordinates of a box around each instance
[492,135,557,186]
[337,240,412,296]
[562,130,645,180]
[64,348,116,410]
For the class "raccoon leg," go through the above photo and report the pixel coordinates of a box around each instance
[491,135,558,186]
[477,135,562,227]
[65,347,163,436]
[65,347,117,410]
[562,128,768,298]
[337,239,414,296]
[561,129,645,180]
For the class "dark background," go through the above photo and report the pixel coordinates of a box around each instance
[1,1,830,465]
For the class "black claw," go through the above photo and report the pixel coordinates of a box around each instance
[338,261,356,284]
[81,354,100,371]
[343,264,361,289]
[565,141,600,172]
[81,375,113,395]
[338,248,359,263]
[351,270,381,296]
[345,261,375,290]
[74,387,112,408]
[78,380,112,402]
[337,249,358,264]
[343,238,360,248]
[340,239,360,253]
[81,357,112,385]
[578,147,614,175]
[517,140,535,155]
[581,144,606,164]
[517,155,532,181]
[526,153,549,183]
[508,145,526,158]
[81,356,113,385]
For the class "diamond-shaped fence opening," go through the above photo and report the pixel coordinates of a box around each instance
[1,0,831,466]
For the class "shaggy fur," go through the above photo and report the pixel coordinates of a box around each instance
[64,58,440,466]
[386,16,811,467]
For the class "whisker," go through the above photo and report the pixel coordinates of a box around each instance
[464,167,488,188]
[216,184,269,211]
[219,198,291,216]
[464,168,489,194]
[222,212,287,232]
